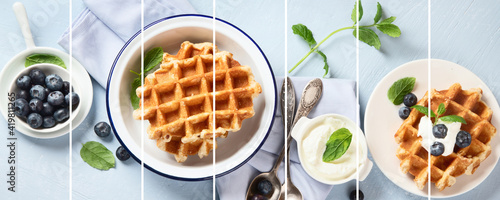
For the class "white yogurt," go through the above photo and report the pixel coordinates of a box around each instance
[418,116,462,156]
[299,117,364,181]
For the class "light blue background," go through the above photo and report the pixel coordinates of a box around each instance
[1,0,500,199]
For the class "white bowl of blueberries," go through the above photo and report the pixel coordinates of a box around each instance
[11,63,81,137]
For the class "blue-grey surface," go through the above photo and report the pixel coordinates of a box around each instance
[1,0,500,199]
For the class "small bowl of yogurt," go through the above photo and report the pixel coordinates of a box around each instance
[291,114,373,185]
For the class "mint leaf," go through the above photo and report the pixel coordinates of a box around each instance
[80,141,115,170]
[25,54,66,69]
[374,2,382,23]
[292,24,317,48]
[131,78,141,109]
[437,103,446,116]
[351,0,363,24]
[323,128,352,162]
[144,47,163,73]
[315,50,329,77]
[376,24,401,38]
[354,28,381,50]
[387,77,416,105]
[412,105,436,118]
[379,16,396,24]
[440,115,467,124]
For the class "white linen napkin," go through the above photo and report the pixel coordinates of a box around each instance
[216,77,357,200]
[57,0,196,88]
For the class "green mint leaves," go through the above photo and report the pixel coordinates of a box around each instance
[412,103,467,125]
[290,1,401,77]
[323,128,353,162]
[25,54,66,69]
[387,77,416,105]
[80,141,115,170]
[130,47,164,109]
[292,24,329,77]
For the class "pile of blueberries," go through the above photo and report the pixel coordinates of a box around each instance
[14,68,80,129]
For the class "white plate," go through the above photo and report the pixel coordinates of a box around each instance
[0,47,93,138]
[106,14,277,180]
[365,59,500,198]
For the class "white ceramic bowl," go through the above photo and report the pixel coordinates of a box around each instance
[291,114,373,185]
[106,14,277,180]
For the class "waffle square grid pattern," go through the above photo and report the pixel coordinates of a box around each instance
[133,41,262,162]
[394,83,496,191]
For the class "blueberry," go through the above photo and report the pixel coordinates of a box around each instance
[349,190,365,200]
[47,91,64,106]
[399,107,412,119]
[30,85,47,100]
[29,98,43,113]
[116,146,130,161]
[251,194,267,200]
[44,88,50,98]
[27,113,43,128]
[29,69,46,85]
[16,75,31,90]
[53,108,69,122]
[40,102,54,116]
[94,122,111,137]
[62,81,72,95]
[430,141,445,156]
[45,74,63,91]
[43,116,56,128]
[257,179,272,195]
[403,93,418,107]
[14,99,30,117]
[456,130,472,148]
[16,90,30,100]
[432,124,448,138]
[65,92,80,108]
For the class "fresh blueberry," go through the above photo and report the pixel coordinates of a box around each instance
[53,108,69,122]
[16,90,30,100]
[250,194,267,200]
[47,91,65,106]
[62,81,72,95]
[65,92,80,108]
[399,107,412,119]
[16,75,31,90]
[349,190,365,200]
[430,141,445,156]
[94,122,111,137]
[116,146,130,161]
[403,93,418,107]
[30,85,46,100]
[14,99,30,117]
[456,130,472,148]
[27,113,43,128]
[29,69,46,85]
[43,116,56,128]
[45,74,63,91]
[257,179,272,195]
[432,124,448,138]
[40,102,54,116]
[29,98,43,113]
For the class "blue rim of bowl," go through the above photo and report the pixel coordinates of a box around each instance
[106,14,277,181]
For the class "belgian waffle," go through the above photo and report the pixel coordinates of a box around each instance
[394,83,496,191]
[133,41,262,162]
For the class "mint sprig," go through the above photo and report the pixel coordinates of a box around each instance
[290,0,401,76]
[80,141,115,170]
[387,77,416,105]
[130,47,164,109]
[25,54,66,69]
[412,103,467,125]
[323,128,353,162]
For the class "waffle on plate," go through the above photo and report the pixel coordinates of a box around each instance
[133,41,262,162]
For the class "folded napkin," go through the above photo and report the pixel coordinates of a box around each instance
[58,0,196,88]
[216,77,357,200]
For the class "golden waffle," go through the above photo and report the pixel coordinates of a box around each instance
[394,83,496,191]
[133,41,262,162]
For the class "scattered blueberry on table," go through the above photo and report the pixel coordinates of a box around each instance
[116,146,130,161]
[94,122,111,137]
